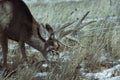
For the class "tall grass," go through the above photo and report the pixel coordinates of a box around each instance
[0,0,120,80]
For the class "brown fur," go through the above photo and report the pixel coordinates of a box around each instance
[0,0,59,68]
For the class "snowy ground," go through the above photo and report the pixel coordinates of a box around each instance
[82,63,120,80]
[35,63,120,80]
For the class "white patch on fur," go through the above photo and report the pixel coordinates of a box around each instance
[0,1,13,29]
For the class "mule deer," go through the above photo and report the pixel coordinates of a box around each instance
[0,0,59,67]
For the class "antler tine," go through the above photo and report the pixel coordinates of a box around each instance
[54,11,90,38]
[73,20,96,33]
[57,40,72,49]
[58,11,91,39]
[58,11,90,32]
[74,11,90,29]
[58,21,94,39]
[54,21,76,34]
[79,11,90,24]
[59,29,74,39]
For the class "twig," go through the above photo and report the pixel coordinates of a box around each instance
[3,69,17,80]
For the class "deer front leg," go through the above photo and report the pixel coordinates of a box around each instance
[19,41,27,61]
[0,34,8,68]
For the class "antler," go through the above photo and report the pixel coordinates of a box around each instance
[54,11,96,48]
[37,11,95,52]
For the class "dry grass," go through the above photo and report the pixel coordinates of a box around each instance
[1,19,120,80]
[0,0,120,80]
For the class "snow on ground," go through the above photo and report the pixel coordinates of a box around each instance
[35,72,48,77]
[84,64,120,80]
[34,62,120,80]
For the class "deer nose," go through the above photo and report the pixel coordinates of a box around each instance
[51,50,59,56]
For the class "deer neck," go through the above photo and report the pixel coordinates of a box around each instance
[26,35,47,58]
[26,18,47,57]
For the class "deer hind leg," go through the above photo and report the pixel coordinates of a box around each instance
[18,41,27,61]
[0,34,8,68]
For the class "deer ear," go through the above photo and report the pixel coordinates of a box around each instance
[45,24,54,34]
